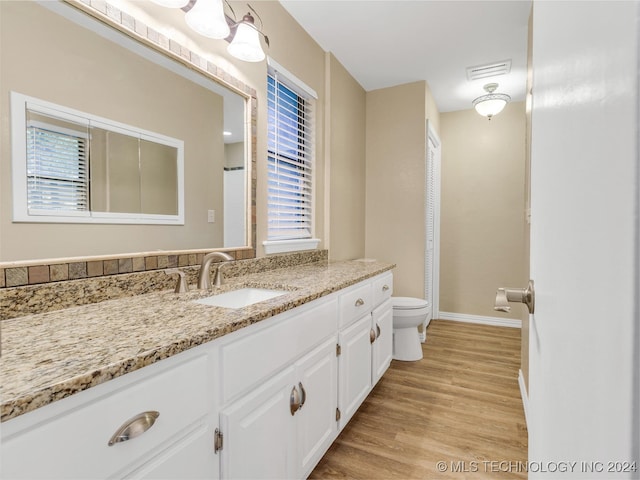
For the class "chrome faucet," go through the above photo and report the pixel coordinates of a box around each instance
[197,252,234,290]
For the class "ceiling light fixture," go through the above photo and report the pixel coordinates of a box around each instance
[473,83,511,120]
[152,0,269,62]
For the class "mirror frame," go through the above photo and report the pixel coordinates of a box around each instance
[63,0,257,257]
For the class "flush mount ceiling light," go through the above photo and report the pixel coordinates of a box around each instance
[152,0,269,62]
[473,83,511,119]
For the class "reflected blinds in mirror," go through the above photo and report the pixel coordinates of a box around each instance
[13,92,184,224]
[26,116,89,214]
[267,71,314,241]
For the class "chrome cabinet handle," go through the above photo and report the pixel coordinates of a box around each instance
[108,411,159,446]
[290,385,301,416]
[376,324,381,339]
[382,285,390,292]
[298,382,306,409]
[370,328,376,344]
[355,298,365,307]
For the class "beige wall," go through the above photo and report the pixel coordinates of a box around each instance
[439,102,527,318]
[364,81,440,298]
[327,54,366,261]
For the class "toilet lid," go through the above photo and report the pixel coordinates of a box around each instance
[393,297,429,310]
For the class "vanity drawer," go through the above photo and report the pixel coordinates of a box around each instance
[372,272,393,307]
[2,354,209,479]
[339,282,372,328]
[220,296,338,405]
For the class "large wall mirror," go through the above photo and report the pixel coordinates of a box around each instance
[0,0,255,262]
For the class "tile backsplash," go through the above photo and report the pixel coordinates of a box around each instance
[1,248,255,288]
[0,250,328,321]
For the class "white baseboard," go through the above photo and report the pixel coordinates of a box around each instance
[438,311,521,328]
[518,369,529,427]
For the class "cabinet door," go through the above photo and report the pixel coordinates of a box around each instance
[129,424,218,480]
[338,313,373,427]
[219,366,296,480]
[372,299,393,385]
[295,337,338,478]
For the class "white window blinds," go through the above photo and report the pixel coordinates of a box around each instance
[267,70,314,241]
[26,122,89,213]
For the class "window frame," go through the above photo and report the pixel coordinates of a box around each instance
[263,58,320,255]
[10,92,185,225]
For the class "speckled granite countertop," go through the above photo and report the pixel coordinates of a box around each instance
[0,260,394,422]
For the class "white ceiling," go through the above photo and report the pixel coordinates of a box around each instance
[279,0,532,113]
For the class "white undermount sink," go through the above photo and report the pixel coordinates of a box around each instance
[193,288,288,309]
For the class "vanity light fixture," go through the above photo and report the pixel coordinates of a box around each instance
[152,0,269,62]
[227,9,269,62]
[150,0,190,8]
[185,0,230,39]
[472,83,511,119]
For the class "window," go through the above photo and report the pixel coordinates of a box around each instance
[26,120,89,214]
[265,60,319,254]
[11,92,184,225]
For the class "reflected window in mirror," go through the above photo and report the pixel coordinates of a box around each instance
[11,92,184,225]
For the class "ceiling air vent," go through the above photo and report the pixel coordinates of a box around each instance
[466,60,512,81]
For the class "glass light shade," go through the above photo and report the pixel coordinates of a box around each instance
[185,0,230,39]
[227,22,265,62]
[473,93,510,118]
[150,0,189,7]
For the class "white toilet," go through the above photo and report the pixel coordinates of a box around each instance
[392,297,431,361]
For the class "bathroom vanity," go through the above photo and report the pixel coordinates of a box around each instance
[0,260,394,479]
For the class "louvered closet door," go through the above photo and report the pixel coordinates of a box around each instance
[424,137,436,325]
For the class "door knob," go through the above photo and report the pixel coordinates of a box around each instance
[494,280,535,314]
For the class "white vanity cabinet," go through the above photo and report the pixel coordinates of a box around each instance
[219,337,338,479]
[1,270,394,480]
[0,346,219,480]
[217,296,339,480]
[336,271,393,428]
[216,271,393,479]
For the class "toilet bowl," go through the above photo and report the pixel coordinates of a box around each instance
[392,297,430,361]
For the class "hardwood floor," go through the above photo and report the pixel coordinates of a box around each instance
[310,320,528,479]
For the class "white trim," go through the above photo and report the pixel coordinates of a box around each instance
[262,238,321,255]
[518,369,529,428]
[438,311,521,328]
[426,121,442,320]
[10,92,184,225]
[267,57,318,100]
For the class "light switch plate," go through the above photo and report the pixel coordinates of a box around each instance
[208,210,215,223]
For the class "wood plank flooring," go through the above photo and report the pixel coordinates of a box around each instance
[309,320,528,479]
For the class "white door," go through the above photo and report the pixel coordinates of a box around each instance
[425,122,442,324]
[371,299,393,384]
[295,338,338,478]
[338,314,373,427]
[219,367,296,479]
[528,2,639,476]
